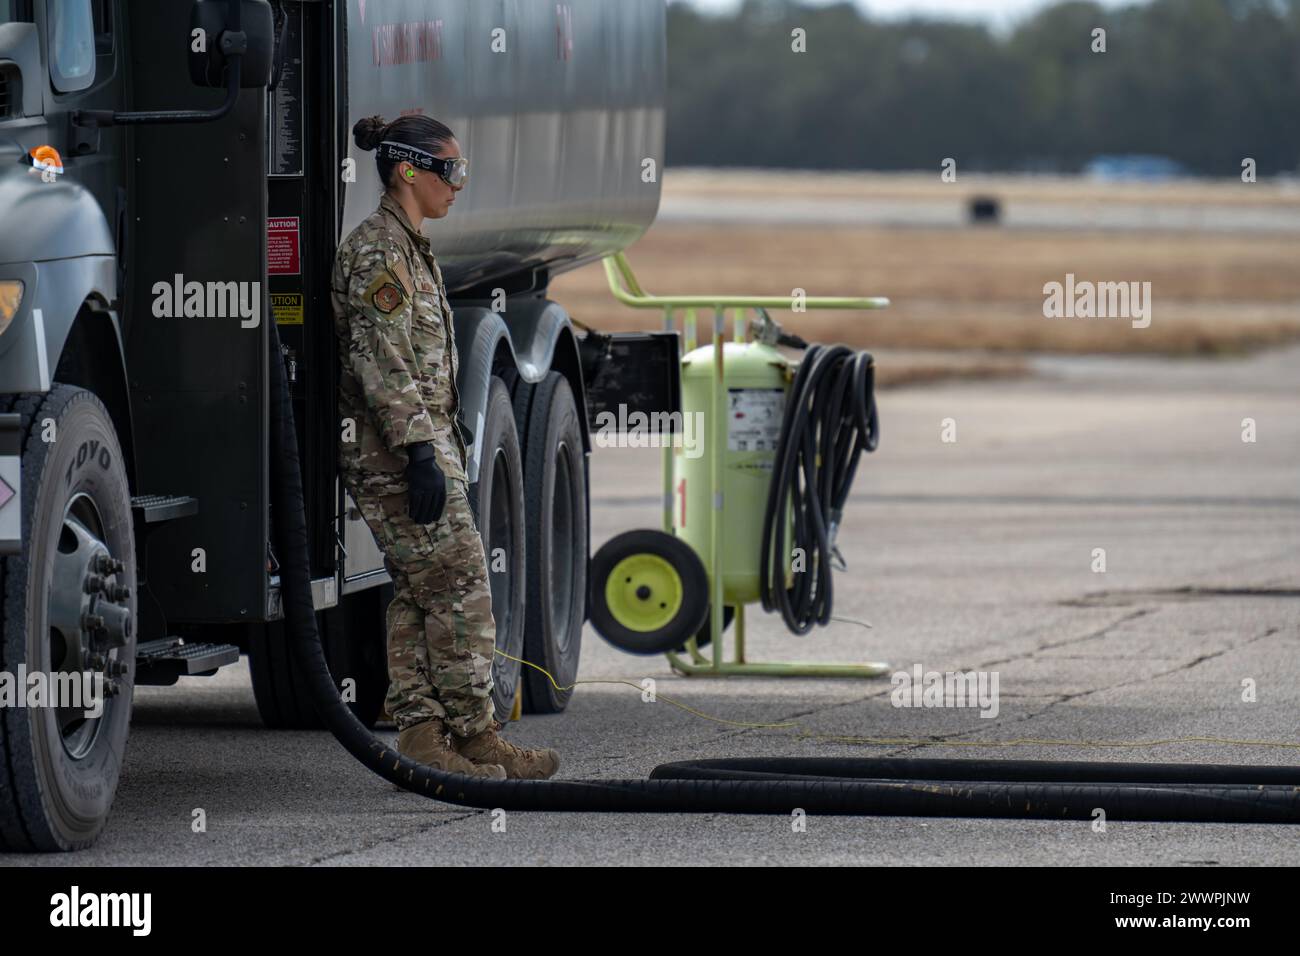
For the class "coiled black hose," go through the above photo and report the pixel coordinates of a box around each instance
[269,322,1300,821]
[760,344,879,634]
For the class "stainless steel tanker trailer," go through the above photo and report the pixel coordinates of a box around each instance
[0,0,676,850]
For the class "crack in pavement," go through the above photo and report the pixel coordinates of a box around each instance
[1064,586,1300,607]
[569,602,1289,778]
[977,608,1155,667]
[306,808,487,866]
[879,624,1283,758]
[588,608,1162,766]
[1045,625,1279,708]
[573,608,1156,771]
[653,610,1286,766]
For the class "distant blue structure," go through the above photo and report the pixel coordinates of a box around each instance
[1084,155,1191,181]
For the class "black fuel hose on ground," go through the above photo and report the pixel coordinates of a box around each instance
[760,344,879,634]
[268,323,1300,822]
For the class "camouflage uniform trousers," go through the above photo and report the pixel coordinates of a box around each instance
[348,475,497,737]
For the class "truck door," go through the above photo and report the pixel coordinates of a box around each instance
[125,0,269,625]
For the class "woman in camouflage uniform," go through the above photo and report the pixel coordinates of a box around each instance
[332,114,560,780]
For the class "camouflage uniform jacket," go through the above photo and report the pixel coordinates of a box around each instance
[332,192,469,494]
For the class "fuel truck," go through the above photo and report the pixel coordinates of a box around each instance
[0,0,676,850]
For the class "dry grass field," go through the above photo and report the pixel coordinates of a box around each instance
[551,172,1300,378]
[661,168,1300,209]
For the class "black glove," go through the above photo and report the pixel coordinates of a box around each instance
[405,442,446,525]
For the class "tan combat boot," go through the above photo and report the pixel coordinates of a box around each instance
[397,718,507,779]
[452,720,561,780]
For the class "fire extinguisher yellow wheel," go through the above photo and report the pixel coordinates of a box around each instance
[606,554,683,632]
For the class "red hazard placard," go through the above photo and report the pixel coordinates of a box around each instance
[268,217,300,275]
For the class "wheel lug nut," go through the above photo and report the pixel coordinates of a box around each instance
[82,613,105,631]
[91,554,125,576]
[111,585,132,602]
[85,574,107,594]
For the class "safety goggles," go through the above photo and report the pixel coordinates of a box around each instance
[378,140,469,187]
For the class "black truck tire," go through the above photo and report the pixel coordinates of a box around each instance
[470,377,527,721]
[0,386,137,852]
[517,372,586,713]
[248,583,391,730]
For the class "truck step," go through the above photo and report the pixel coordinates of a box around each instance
[135,637,240,686]
[130,494,198,524]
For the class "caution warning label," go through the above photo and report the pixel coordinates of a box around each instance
[268,217,301,275]
[272,292,304,325]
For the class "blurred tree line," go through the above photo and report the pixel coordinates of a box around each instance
[666,0,1300,174]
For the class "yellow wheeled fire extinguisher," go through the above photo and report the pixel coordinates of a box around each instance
[589,251,891,678]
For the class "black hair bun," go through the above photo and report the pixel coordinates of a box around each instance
[353,115,389,152]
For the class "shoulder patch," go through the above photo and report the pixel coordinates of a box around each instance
[372,283,405,314]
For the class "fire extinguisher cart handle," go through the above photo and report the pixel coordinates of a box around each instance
[601,251,891,678]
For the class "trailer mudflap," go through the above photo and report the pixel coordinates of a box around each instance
[0,412,21,555]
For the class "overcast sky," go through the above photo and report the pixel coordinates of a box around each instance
[673,0,1150,29]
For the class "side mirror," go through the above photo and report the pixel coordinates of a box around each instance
[189,0,274,89]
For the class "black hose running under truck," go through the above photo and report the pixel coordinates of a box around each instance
[0,0,669,851]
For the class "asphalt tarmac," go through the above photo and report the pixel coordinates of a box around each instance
[7,345,1298,866]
